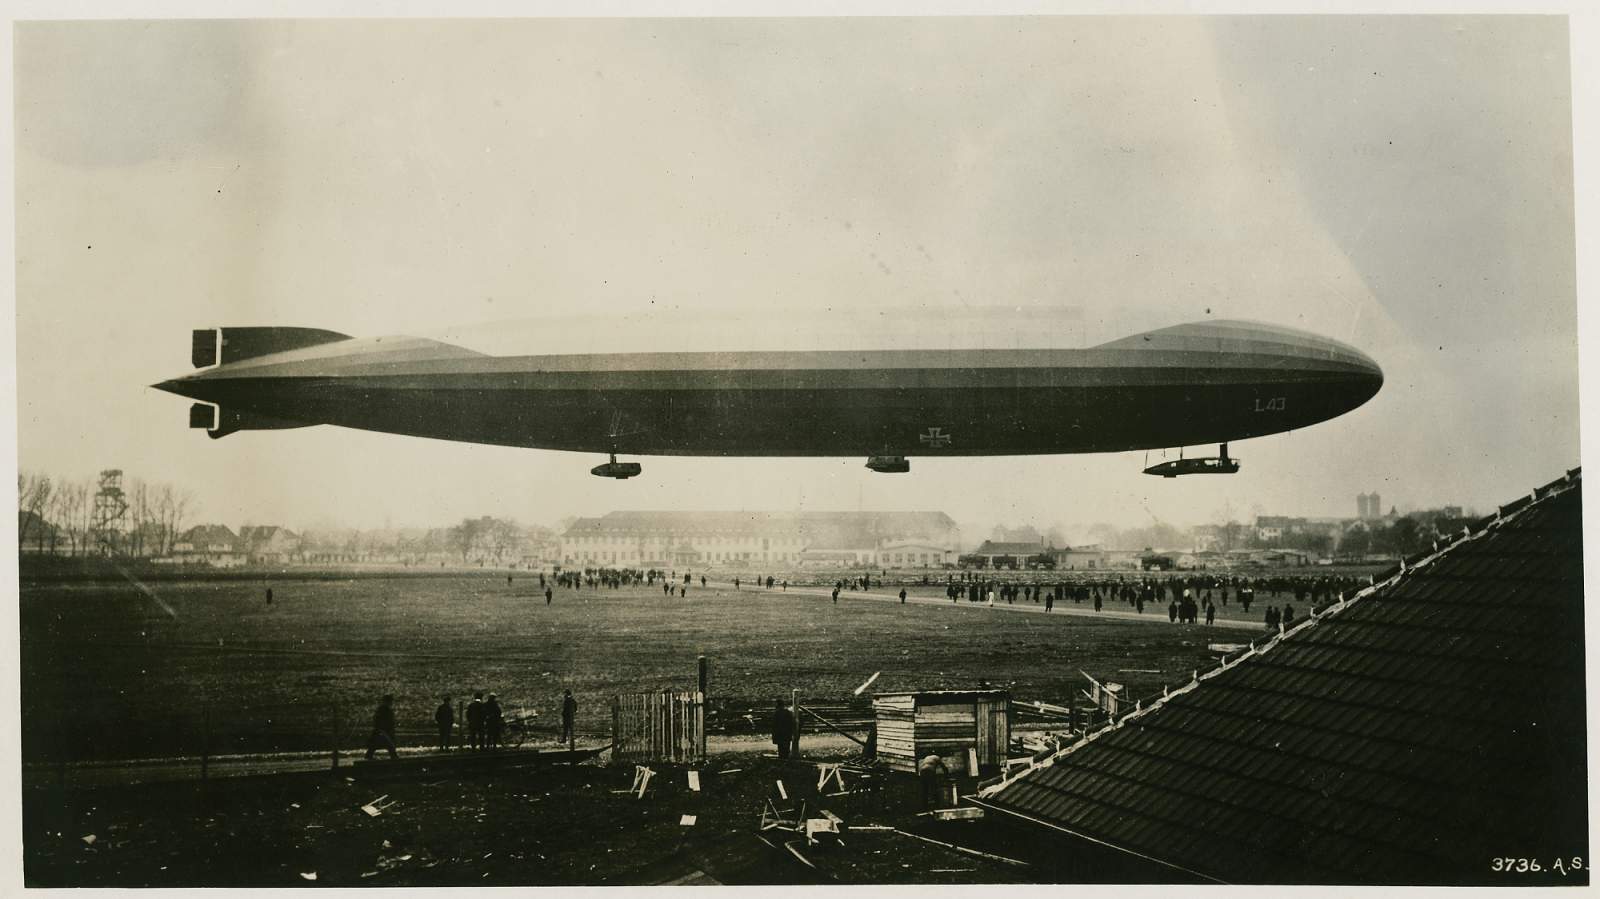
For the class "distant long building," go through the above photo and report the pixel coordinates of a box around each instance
[560,511,960,569]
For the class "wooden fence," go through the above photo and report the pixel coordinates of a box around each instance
[612,690,705,764]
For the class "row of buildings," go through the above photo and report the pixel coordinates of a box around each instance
[160,525,304,568]
[31,490,1462,571]
[559,513,1320,571]
[559,511,961,569]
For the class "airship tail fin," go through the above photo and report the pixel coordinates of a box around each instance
[192,327,353,368]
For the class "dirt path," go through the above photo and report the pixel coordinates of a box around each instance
[23,733,860,789]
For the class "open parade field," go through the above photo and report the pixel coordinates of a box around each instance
[18,571,1271,764]
[19,568,1381,887]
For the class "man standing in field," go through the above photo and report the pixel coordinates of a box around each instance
[365,694,399,761]
[435,695,455,751]
[485,693,504,750]
[545,586,553,605]
[772,700,796,759]
[467,692,486,751]
[561,689,578,750]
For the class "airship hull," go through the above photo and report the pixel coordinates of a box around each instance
[155,320,1383,460]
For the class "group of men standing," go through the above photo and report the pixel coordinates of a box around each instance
[364,689,581,760]
[1166,590,1217,625]
[432,692,505,751]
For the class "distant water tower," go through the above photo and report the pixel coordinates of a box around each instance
[1356,492,1383,520]
[91,469,129,555]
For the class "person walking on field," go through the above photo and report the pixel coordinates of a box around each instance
[467,691,486,751]
[899,587,907,604]
[365,694,399,761]
[435,695,455,751]
[545,586,553,605]
[560,689,578,750]
[1205,599,1216,626]
[772,700,796,759]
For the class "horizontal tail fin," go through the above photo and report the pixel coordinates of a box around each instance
[192,327,352,368]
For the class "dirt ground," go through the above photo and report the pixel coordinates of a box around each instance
[23,741,1045,887]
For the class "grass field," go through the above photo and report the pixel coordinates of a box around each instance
[22,572,1260,762]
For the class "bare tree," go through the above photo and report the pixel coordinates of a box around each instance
[58,476,89,557]
[127,478,153,558]
[41,483,65,554]
[156,484,193,557]
[18,472,53,552]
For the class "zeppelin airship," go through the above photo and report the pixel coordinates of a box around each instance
[153,318,1381,478]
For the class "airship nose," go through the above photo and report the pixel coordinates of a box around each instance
[1331,343,1383,409]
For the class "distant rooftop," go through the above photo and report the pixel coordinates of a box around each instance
[970,540,1048,555]
[563,511,958,550]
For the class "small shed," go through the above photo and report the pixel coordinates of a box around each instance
[871,690,1011,775]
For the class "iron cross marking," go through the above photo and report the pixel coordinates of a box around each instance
[919,427,953,448]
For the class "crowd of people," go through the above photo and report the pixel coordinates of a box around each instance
[529,563,1370,639]
[927,570,1366,630]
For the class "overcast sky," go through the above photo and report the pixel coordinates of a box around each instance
[14,16,1578,538]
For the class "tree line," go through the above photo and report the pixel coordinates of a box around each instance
[17,470,559,566]
[17,470,194,557]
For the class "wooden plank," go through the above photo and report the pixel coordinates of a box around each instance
[917,711,976,725]
[915,738,979,750]
[916,723,976,735]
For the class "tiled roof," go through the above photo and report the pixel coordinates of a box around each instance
[972,541,1047,555]
[238,525,298,545]
[179,524,239,547]
[975,469,1585,885]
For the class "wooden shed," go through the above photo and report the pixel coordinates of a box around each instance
[871,690,1011,775]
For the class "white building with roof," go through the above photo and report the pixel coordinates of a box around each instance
[560,510,959,569]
